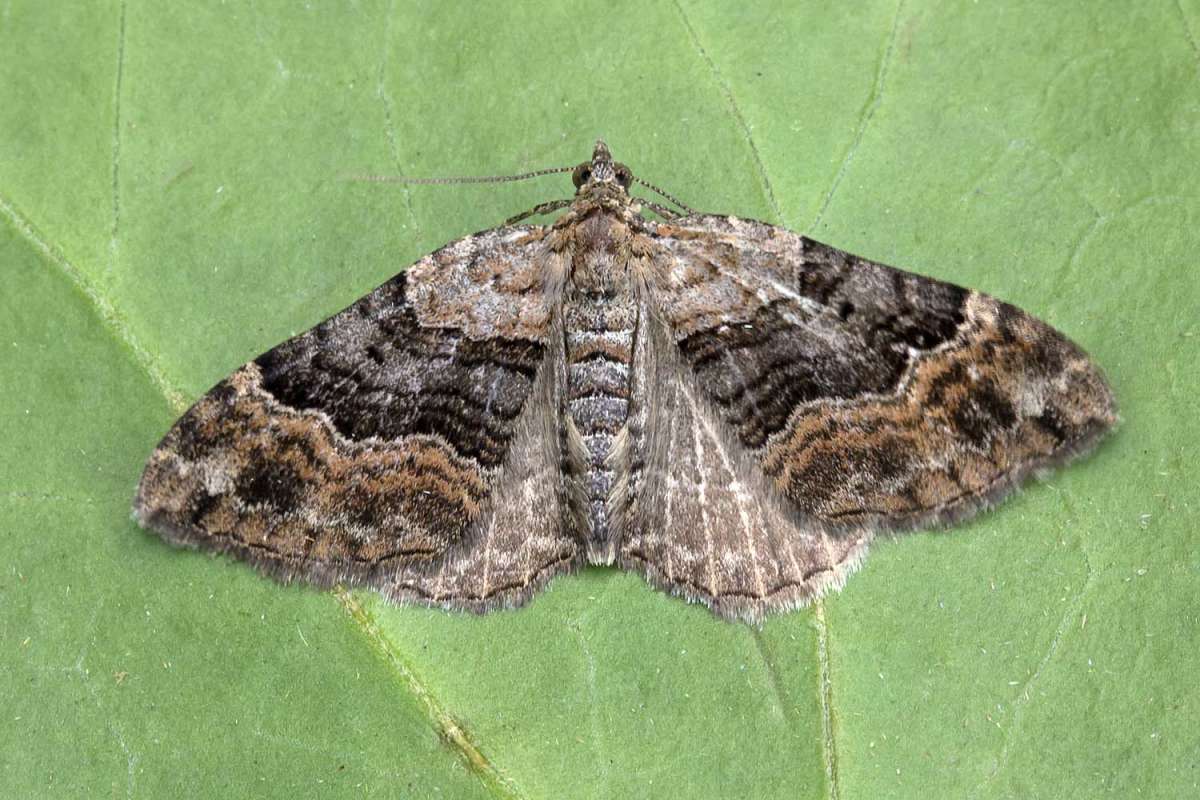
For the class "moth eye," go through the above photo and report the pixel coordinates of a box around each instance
[572,164,592,188]
[615,165,632,189]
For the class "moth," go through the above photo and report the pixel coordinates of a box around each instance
[134,140,1117,622]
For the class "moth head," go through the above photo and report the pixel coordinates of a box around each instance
[572,139,633,193]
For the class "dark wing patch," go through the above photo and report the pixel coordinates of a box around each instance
[254,273,543,467]
[651,214,1117,531]
[134,225,583,609]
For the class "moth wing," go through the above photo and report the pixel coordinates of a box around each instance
[614,304,872,622]
[616,214,1116,620]
[135,225,582,611]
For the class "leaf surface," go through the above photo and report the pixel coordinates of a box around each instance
[2,2,1197,797]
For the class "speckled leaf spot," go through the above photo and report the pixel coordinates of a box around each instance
[134,140,1118,622]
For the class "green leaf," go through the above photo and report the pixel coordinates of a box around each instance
[2,1,1196,797]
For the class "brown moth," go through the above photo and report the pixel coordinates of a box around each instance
[134,140,1117,622]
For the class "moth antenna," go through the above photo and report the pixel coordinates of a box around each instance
[342,165,575,185]
[505,198,573,225]
[636,198,682,221]
[633,176,695,216]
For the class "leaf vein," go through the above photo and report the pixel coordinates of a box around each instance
[1175,0,1200,71]
[671,0,785,224]
[814,601,841,800]
[968,488,1098,798]
[375,0,422,239]
[334,588,527,800]
[0,193,187,413]
[109,0,127,274]
[810,0,906,231]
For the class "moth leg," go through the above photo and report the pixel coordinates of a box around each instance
[505,198,573,225]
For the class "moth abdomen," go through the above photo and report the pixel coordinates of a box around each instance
[563,284,637,563]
